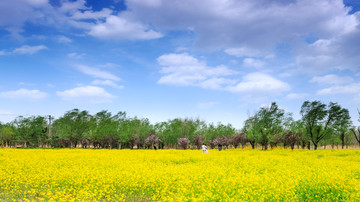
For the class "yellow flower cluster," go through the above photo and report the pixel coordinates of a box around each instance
[0,148,359,201]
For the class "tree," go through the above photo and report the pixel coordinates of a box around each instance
[230,133,248,148]
[0,124,15,148]
[92,110,119,149]
[112,111,132,149]
[12,116,47,147]
[300,101,350,150]
[243,116,259,149]
[53,109,92,148]
[193,134,205,149]
[160,118,200,148]
[177,137,190,149]
[252,102,285,150]
[351,127,360,146]
[350,110,360,146]
[283,120,304,150]
[145,134,162,148]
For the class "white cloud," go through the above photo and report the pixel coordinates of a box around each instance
[76,65,121,81]
[127,0,357,48]
[310,74,354,85]
[126,0,360,74]
[12,45,47,55]
[71,8,112,20]
[58,0,87,15]
[317,83,360,95]
[47,83,55,88]
[58,35,72,43]
[88,15,163,40]
[242,58,265,68]
[225,47,270,58]
[285,93,308,100]
[199,77,235,90]
[0,0,51,36]
[0,88,48,100]
[56,86,115,103]
[68,52,85,59]
[227,73,290,94]
[296,29,360,73]
[92,80,124,89]
[157,53,290,96]
[157,53,237,87]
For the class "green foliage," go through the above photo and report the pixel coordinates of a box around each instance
[301,101,351,150]
[2,102,359,149]
[0,124,15,147]
[12,116,47,147]
[243,102,286,150]
[52,109,91,148]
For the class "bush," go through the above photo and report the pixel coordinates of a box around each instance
[177,137,190,149]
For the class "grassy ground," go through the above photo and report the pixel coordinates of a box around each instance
[0,148,359,201]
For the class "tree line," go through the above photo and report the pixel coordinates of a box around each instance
[1,100,360,150]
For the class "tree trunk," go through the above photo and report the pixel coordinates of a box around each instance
[291,144,295,150]
[307,142,311,150]
[341,133,345,149]
[313,143,317,150]
[250,141,255,149]
[264,144,268,150]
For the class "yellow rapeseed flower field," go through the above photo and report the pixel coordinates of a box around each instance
[0,148,359,201]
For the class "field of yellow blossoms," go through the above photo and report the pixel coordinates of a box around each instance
[0,148,359,201]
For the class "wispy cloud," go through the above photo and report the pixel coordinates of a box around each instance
[91,80,124,89]
[285,93,308,100]
[157,53,237,88]
[56,86,115,103]
[227,73,291,94]
[317,83,360,95]
[88,15,163,40]
[12,45,47,55]
[310,74,354,85]
[0,88,48,100]
[0,45,47,56]
[76,65,121,81]
[242,58,265,69]
[68,52,85,59]
[57,35,72,43]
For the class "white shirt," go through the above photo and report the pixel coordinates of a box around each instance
[202,145,207,150]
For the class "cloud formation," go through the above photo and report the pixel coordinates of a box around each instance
[157,53,290,97]
[76,65,121,81]
[157,53,237,89]
[126,0,360,73]
[13,45,47,55]
[0,88,48,100]
[227,73,291,94]
[88,15,162,40]
[317,83,360,95]
[91,80,124,89]
[310,74,354,85]
[0,45,48,56]
[56,86,115,103]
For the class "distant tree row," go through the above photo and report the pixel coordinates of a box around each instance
[1,100,360,150]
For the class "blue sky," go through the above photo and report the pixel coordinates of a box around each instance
[0,0,360,129]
